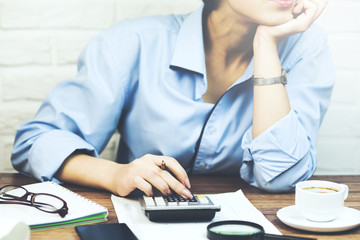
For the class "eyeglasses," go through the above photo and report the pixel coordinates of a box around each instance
[0,185,68,218]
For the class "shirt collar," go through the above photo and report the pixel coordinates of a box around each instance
[170,4,205,77]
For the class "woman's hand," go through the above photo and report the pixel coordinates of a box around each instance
[256,0,328,43]
[55,153,192,199]
[112,154,192,198]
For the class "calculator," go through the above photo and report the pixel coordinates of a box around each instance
[139,194,221,222]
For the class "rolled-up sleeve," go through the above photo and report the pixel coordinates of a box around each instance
[240,25,335,192]
[27,130,97,181]
[241,110,312,192]
[11,32,128,182]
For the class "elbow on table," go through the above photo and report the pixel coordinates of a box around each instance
[251,167,297,193]
[253,153,315,193]
[258,180,295,193]
[255,168,314,193]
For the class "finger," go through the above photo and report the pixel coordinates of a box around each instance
[302,0,326,20]
[143,167,173,196]
[300,0,317,18]
[159,169,193,199]
[288,0,317,33]
[133,176,153,196]
[292,0,304,15]
[157,157,191,189]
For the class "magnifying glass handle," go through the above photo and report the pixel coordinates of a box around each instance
[264,233,317,240]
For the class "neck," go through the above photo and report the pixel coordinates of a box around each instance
[203,6,257,66]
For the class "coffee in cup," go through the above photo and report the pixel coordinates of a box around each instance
[302,186,339,193]
[295,180,348,222]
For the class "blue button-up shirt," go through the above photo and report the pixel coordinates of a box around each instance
[11,5,335,192]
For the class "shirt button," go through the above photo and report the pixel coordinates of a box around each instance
[199,162,206,169]
[208,126,216,135]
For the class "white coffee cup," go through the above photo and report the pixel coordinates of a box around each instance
[295,180,349,222]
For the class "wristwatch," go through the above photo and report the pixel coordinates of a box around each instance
[252,68,287,85]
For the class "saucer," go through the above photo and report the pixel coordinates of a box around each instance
[277,205,360,232]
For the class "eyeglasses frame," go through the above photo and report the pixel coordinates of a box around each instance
[0,184,68,218]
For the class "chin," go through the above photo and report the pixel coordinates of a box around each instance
[257,12,294,26]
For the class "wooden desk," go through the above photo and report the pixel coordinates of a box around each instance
[1,173,359,240]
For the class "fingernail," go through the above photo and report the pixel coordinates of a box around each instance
[185,178,191,189]
[167,189,172,195]
[182,189,193,199]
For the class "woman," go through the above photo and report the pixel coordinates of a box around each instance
[11,0,333,198]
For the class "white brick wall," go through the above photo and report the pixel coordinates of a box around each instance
[0,0,359,176]
[315,0,360,175]
[0,0,202,172]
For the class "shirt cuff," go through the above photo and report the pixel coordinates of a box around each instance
[28,130,99,182]
[241,109,310,184]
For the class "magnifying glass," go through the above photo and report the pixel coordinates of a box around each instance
[207,221,317,240]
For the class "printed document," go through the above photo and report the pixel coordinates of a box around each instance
[111,190,281,240]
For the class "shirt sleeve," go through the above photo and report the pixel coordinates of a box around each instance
[240,25,335,192]
[11,33,127,182]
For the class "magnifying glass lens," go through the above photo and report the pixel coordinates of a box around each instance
[207,221,264,240]
[210,224,262,236]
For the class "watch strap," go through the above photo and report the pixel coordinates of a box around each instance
[252,69,287,85]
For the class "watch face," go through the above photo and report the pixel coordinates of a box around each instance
[281,69,287,85]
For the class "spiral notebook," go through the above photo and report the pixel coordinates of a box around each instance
[0,181,108,230]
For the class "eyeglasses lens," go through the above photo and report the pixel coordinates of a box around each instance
[0,186,27,199]
[33,194,64,212]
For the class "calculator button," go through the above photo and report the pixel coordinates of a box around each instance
[154,197,166,206]
[177,198,187,203]
[165,196,177,202]
[188,195,198,202]
[188,195,199,205]
[163,196,177,206]
[143,196,155,206]
[196,194,210,204]
[167,201,178,206]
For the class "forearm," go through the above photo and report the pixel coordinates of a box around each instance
[55,153,192,198]
[252,31,290,138]
[55,154,121,194]
[252,0,329,138]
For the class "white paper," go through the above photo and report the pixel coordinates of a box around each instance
[111,190,281,240]
[0,217,30,240]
